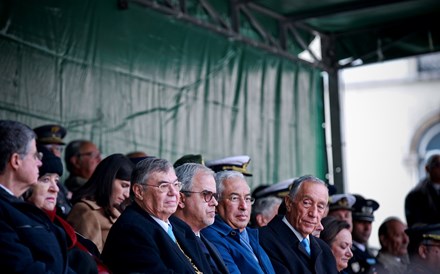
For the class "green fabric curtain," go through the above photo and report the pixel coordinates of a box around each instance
[0,0,326,188]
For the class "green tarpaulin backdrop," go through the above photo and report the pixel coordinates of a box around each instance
[0,0,327,188]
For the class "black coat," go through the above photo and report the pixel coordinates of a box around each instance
[171,216,230,274]
[405,178,440,227]
[102,202,213,274]
[0,187,71,273]
[259,215,338,274]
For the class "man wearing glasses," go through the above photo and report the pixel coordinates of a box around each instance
[174,163,230,274]
[202,170,275,274]
[64,139,102,194]
[102,157,213,274]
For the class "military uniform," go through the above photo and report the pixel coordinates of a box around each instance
[205,155,253,176]
[346,195,379,274]
[405,223,440,274]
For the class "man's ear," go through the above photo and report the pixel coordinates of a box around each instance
[132,184,144,201]
[418,244,428,259]
[255,214,265,227]
[178,193,186,208]
[70,155,81,169]
[379,234,388,249]
[284,196,292,212]
[10,153,21,171]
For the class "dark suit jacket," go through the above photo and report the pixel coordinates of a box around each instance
[259,215,338,274]
[0,187,71,274]
[405,178,440,227]
[171,215,229,274]
[102,202,212,274]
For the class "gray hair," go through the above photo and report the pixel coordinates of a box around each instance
[288,175,327,200]
[131,157,173,187]
[175,163,214,192]
[214,170,245,200]
[0,120,36,174]
[250,196,282,225]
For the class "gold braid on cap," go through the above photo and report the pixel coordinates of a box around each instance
[176,240,203,274]
[221,164,248,174]
[337,198,349,207]
[423,233,440,241]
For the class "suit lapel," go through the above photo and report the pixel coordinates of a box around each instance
[201,234,229,273]
[174,224,212,274]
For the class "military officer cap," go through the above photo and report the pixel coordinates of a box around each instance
[329,193,356,212]
[173,154,204,168]
[406,223,440,241]
[406,223,440,254]
[351,194,379,222]
[33,124,67,145]
[253,178,296,198]
[205,155,252,176]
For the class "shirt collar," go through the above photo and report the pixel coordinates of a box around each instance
[0,184,14,196]
[150,214,170,232]
[282,216,309,242]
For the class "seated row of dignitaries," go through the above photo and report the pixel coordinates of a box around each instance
[0,120,73,273]
[259,175,339,274]
[101,157,214,274]
[201,170,276,274]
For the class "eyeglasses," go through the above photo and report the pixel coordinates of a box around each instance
[143,181,182,193]
[181,190,219,202]
[34,152,43,161]
[45,144,64,153]
[423,243,440,248]
[227,194,255,205]
[77,151,101,159]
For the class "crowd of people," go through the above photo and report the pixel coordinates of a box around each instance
[0,119,439,274]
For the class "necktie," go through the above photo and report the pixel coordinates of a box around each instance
[167,224,176,242]
[196,236,218,271]
[301,238,311,255]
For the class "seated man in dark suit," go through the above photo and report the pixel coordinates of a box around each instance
[174,163,229,274]
[259,175,338,274]
[102,157,212,274]
[0,120,72,273]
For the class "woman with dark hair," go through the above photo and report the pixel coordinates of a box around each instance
[321,216,354,273]
[67,153,134,253]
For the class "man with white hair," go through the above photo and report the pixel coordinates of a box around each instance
[202,170,275,274]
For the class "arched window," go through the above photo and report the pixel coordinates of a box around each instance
[417,123,440,179]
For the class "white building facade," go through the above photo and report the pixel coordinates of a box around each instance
[340,52,440,248]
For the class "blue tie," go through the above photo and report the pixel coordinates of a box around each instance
[301,238,311,255]
[167,224,176,242]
